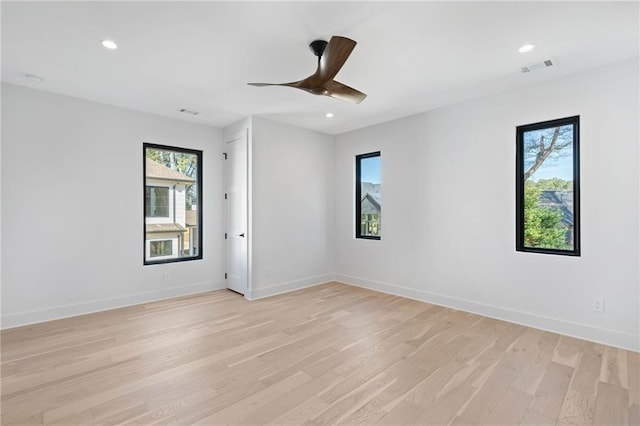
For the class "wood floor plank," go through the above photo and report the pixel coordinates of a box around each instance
[336,360,435,425]
[600,345,629,389]
[375,400,423,425]
[411,379,478,426]
[317,343,414,405]
[478,386,532,425]
[454,333,497,364]
[120,387,218,425]
[1,282,636,426]
[520,409,556,426]
[557,388,595,426]
[194,371,312,425]
[630,405,640,426]
[305,369,396,425]
[241,372,341,425]
[593,381,629,426]
[511,332,559,395]
[553,335,585,368]
[629,351,640,426]
[410,349,506,425]
[48,409,93,426]
[570,341,604,397]
[268,396,329,425]
[528,361,574,420]
[406,360,468,408]
[486,319,526,353]
[454,363,520,424]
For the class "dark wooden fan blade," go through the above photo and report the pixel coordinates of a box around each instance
[325,80,367,104]
[317,36,356,83]
[247,82,295,87]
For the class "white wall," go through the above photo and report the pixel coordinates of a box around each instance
[334,58,640,351]
[1,83,225,327]
[249,117,335,298]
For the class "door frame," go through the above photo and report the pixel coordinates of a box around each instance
[224,128,252,298]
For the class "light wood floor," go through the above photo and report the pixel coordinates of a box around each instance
[1,282,638,425]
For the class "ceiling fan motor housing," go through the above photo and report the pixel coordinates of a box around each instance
[309,40,328,57]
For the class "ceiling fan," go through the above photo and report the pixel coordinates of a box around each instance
[248,36,367,104]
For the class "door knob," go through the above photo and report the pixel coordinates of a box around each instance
[239,233,245,237]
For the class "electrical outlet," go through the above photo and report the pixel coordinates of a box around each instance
[265,269,272,281]
[163,272,170,281]
[593,297,604,313]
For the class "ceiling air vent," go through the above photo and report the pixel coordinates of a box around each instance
[521,58,556,73]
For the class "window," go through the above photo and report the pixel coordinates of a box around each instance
[145,186,169,217]
[356,151,381,239]
[150,240,173,257]
[516,116,580,256]
[144,143,203,264]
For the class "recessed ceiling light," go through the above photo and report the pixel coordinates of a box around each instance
[518,44,535,53]
[101,39,118,50]
[325,112,334,118]
[24,73,43,83]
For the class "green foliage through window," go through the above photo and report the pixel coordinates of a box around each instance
[523,184,571,250]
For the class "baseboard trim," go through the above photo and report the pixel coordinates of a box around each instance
[335,274,639,352]
[1,280,226,330]
[246,274,335,300]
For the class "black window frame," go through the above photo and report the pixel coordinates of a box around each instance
[516,116,580,256]
[355,151,381,240]
[143,143,203,265]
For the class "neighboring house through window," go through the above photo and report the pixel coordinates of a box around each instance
[144,144,203,264]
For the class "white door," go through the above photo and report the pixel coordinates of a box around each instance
[225,132,248,295]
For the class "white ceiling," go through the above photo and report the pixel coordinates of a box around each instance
[2,1,638,135]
